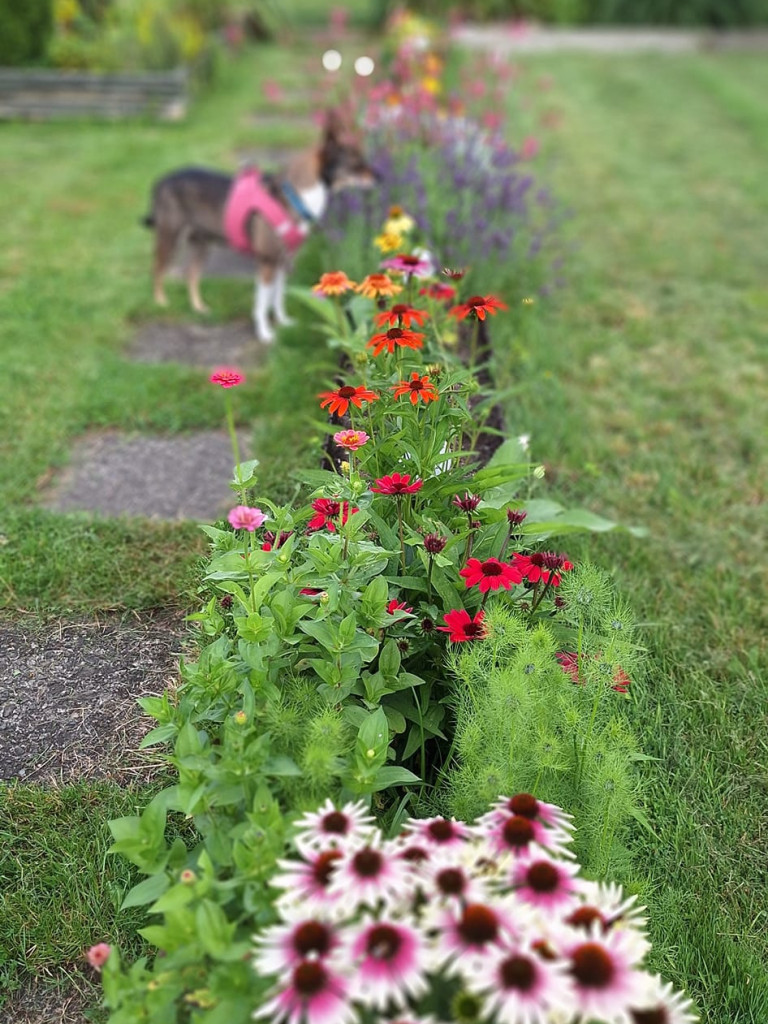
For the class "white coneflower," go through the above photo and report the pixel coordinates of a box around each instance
[629,976,699,1024]
[466,940,574,1024]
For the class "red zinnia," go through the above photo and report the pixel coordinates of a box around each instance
[438,609,487,642]
[306,498,358,532]
[209,367,244,388]
[318,384,379,417]
[374,304,429,329]
[387,599,414,616]
[367,327,425,358]
[514,552,574,587]
[449,294,508,321]
[371,473,423,495]
[392,372,439,405]
[459,557,522,593]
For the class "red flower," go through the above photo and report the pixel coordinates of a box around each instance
[449,294,508,321]
[420,282,456,302]
[424,533,447,554]
[367,327,425,358]
[209,367,245,388]
[438,608,487,642]
[374,304,430,329]
[306,498,358,532]
[371,473,423,495]
[514,552,574,587]
[318,384,379,417]
[459,557,523,593]
[556,652,631,693]
[387,599,414,616]
[452,492,481,513]
[392,372,439,405]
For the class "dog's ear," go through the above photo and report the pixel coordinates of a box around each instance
[322,105,358,144]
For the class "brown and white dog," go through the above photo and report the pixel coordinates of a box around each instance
[142,109,376,342]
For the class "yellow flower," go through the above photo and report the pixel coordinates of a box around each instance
[374,230,404,254]
[385,211,415,236]
[421,76,441,95]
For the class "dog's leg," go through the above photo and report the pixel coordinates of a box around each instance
[253,262,276,343]
[153,226,180,307]
[187,241,210,315]
[272,267,295,328]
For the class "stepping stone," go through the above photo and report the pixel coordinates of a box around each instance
[40,430,250,521]
[0,615,185,782]
[128,318,258,366]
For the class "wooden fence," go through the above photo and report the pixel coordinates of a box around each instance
[0,67,188,121]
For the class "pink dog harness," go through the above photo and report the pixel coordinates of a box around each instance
[223,167,309,253]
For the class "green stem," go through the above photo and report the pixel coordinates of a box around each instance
[469,317,480,368]
[397,496,406,573]
[426,555,434,601]
[225,394,245,504]
[247,531,258,611]
[411,685,426,785]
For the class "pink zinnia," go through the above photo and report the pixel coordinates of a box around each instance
[333,429,370,451]
[371,473,423,495]
[86,943,111,969]
[228,505,268,532]
[209,366,244,388]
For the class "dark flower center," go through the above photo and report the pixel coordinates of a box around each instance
[499,954,537,992]
[530,552,546,566]
[391,303,408,314]
[571,943,616,988]
[481,559,503,576]
[366,924,402,961]
[409,379,425,391]
[421,617,435,632]
[338,385,357,398]
[388,328,404,338]
[293,960,328,996]
[293,921,333,957]
[463,621,485,638]
[531,939,558,961]
[467,295,485,306]
[402,255,420,265]
[567,906,607,931]
[436,868,466,895]
[353,848,384,878]
[502,815,535,848]
[324,501,341,517]
[401,844,429,863]
[543,552,566,569]
[458,904,499,946]
[526,861,560,892]
[631,1009,669,1024]
[512,794,540,819]
[321,811,349,835]
[312,850,342,887]
[427,818,455,842]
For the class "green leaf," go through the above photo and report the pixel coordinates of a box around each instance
[120,872,170,911]
[195,901,237,960]
[379,638,401,679]
[369,766,421,791]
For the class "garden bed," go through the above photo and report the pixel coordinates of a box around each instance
[0,67,188,120]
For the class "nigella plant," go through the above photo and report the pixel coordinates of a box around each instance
[324,109,565,296]
[252,795,697,1024]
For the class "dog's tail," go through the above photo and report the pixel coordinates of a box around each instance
[140,213,155,228]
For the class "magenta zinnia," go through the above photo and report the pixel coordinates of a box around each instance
[307,498,358,532]
[228,505,268,532]
[459,557,522,593]
[371,473,423,495]
[209,366,244,388]
[333,429,370,451]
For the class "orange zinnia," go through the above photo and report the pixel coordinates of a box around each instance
[392,372,439,405]
[313,271,357,296]
[318,383,379,416]
[367,327,424,358]
[374,304,429,329]
[449,294,508,320]
[356,273,402,300]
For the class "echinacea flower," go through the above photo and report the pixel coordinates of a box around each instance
[513,551,574,587]
[356,273,402,300]
[293,799,376,856]
[511,848,582,912]
[629,976,699,1024]
[228,505,268,532]
[466,941,574,1024]
[420,853,489,905]
[313,271,357,295]
[452,492,481,513]
[382,253,433,278]
[405,816,472,849]
[254,917,340,975]
[459,557,523,593]
[371,473,423,495]
[374,304,429,329]
[485,812,573,860]
[420,282,456,302]
[272,849,345,912]
[86,943,111,969]
[486,793,574,835]
[423,533,447,554]
[438,608,487,642]
[333,429,370,451]
[256,959,354,1024]
[566,929,649,1023]
[328,835,414,911]
[307,498,358,532]
[432,898,517,969]
[346,918,428,1011]
[449,294,508,321]
[209,367,244,388]
[385,206,416,235]
[367,327,424,357]
[319,384,379,417]
[392,372,439,405]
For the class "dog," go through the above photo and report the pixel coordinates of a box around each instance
[142,109,377,342]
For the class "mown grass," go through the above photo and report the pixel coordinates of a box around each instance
[493,52,768,1023]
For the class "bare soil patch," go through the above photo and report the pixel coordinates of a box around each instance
[1,981,92,1024]
[0,613,185,782]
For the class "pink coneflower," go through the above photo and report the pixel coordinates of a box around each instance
[421,852,489,905]
[438,608,487,642]
[459,556,523,593]
[293,799,375,856]
[254,917,339,975]
[466,942,574,1024]
[381,253,433,278]
[433,898,517,969]
[486,813,573,860]
[86,943,111,969]
[272,849,345,911]
[566,929,649,1023]
[257,959,354,1024]
[346,917,428,1011]
[228,505,268,532]
[405,816,472,849]
[484,793,574,834]
[629,977,699,1024]
[511,848,582,912]
[570,881,649,949]
[371,473,423,495]
[307,498,358,532]
[329,835,414,911]
[209,366,244,388]
[333,429,370,451]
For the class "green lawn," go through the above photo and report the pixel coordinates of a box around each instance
[497,52,768,1024]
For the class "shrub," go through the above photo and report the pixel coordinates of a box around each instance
[0,0,53,66]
